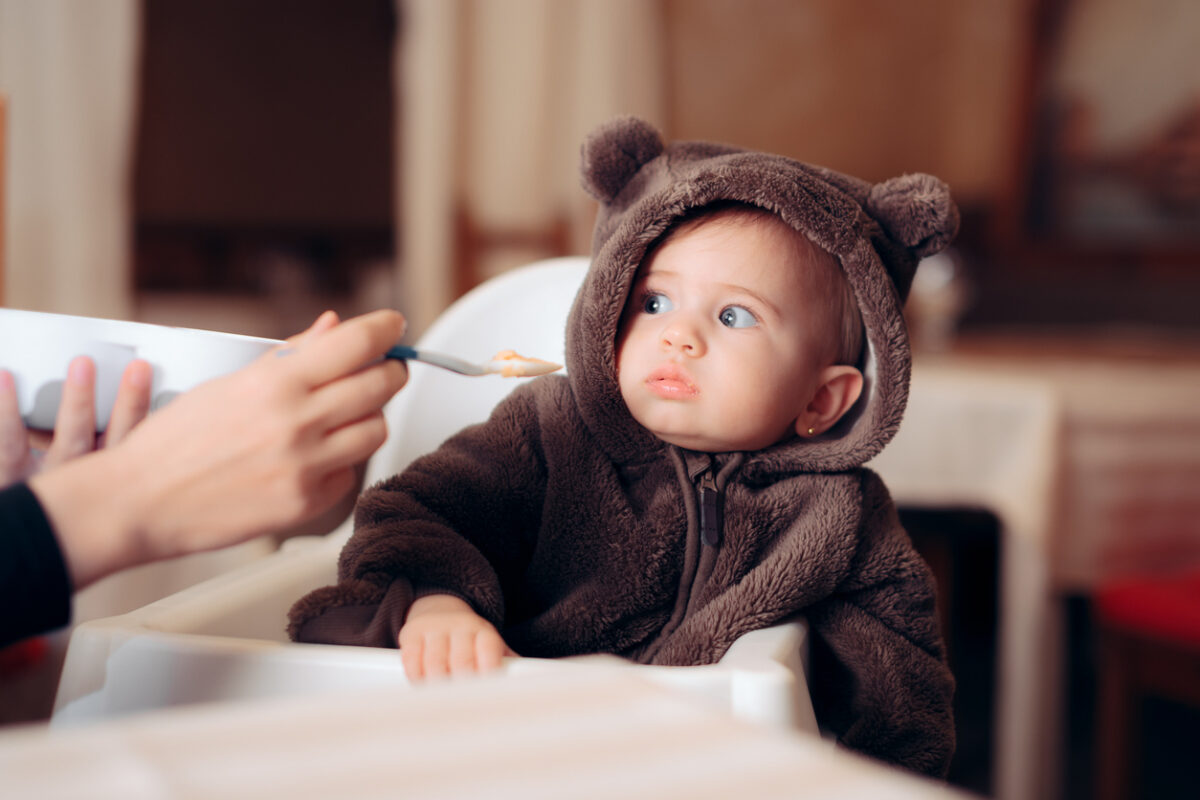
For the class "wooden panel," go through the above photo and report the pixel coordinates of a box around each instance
[135,0,395,230]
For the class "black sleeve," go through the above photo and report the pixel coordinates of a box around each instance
[0,483,73,648]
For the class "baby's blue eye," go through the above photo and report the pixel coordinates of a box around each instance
[719,305,757,328]
[643,293,674,314]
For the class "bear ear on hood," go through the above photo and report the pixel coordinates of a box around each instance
[866,173,959,259]
[580,115,665,203]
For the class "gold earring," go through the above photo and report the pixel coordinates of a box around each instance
[807,427,815,436]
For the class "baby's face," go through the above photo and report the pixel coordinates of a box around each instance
[616,215,834,452]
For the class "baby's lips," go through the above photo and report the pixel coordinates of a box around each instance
[645,364,699,396]
[646,363,695,387]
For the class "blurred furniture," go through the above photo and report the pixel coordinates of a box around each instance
[452,203,570,297]
[1093,569,1200,800]
[870,366,1060,800]
[52,258,816,736]
[911,336,1200,798]
[923,337,1200,591]
[14,669,965,800]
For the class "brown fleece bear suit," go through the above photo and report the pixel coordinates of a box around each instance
[290,117,958,778]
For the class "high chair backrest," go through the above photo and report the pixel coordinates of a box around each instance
[363,256,589,489]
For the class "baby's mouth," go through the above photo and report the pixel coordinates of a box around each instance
[646,365,698,398]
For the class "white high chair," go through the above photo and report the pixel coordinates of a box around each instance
[52,257,817,734]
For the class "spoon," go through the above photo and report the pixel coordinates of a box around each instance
[386,345,561,377]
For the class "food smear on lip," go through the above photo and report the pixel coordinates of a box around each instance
[488,349,562,377]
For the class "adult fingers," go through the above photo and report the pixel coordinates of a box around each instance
[286,309,407,388]
[308,412,390,474]
[297,466,360,527]
[103,360,154,447]
[0,370,32,486]
[26,429,53,451]
[42,357,97,469]
[281,310,340,350]
[305,358,407,434]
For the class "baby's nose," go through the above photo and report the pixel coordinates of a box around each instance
[661,320,704,355]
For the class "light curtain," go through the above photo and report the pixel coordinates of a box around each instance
[0,0,139,318]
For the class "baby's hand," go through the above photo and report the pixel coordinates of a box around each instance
[398,594,514,681]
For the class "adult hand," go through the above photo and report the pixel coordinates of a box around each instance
[28,309,409,588]
[0,358,152,488]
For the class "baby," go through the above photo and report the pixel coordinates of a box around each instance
[290,117,958,777]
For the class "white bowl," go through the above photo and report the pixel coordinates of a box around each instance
[0,308,280,431]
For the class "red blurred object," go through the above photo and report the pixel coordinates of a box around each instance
[1093,568,1200,800]
[1096,570,1200,648]
[0,637,49,677]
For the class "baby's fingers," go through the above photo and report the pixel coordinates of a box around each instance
[399,633,425,682]
[473,630,511,673]
[448,630,478,675]
[421,633,452,679]
[399,626,452,681]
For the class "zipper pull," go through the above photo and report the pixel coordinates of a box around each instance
[698,469,722,547]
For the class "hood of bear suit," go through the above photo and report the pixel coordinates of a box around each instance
[563,116,959,476]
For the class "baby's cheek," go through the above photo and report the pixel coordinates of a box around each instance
[614,337,636,383]
[615,367,637,411]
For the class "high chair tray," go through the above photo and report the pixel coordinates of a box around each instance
[53,530,816,734]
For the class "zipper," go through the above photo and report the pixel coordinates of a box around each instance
[697,467,723,547]
[638,452,731,664]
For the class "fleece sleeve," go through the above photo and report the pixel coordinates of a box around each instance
[288,384,551,646]
[805,470,956,779]
[0,483,73,648]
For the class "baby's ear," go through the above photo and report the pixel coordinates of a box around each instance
[866,173,959,259]
[797,366,864,437]
[580,116,664,203]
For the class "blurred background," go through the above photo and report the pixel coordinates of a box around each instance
[2,1,1198,798]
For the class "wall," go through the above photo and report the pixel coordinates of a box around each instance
[661,0,1026,203]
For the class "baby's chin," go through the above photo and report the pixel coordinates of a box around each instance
[651,429,798,453]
